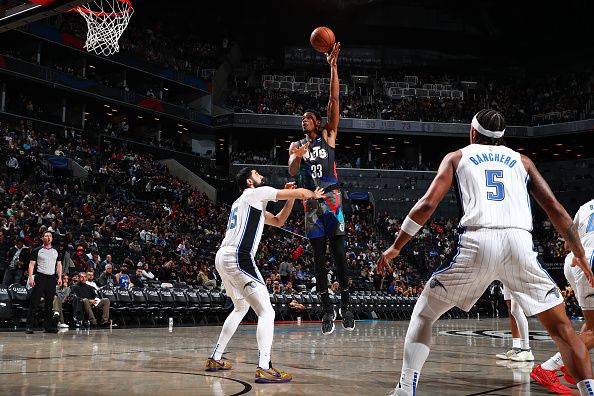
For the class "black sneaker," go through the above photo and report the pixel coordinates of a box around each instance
[25,328,34,334]
[341,306,355,331]
[321,312,335,335]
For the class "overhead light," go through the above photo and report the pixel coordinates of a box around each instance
[403,140,410,144]
[372,144,378,147]
[163,87,169,91]
[576,154,583,157]
[387,137,394,140]
[107,112,112,116]
[177,124,183,127]
[390,150,396,153]
[89,65,95,69]
[517,148,524,151]
[177,131,183,134]
[381,152,387,155]
[355,135,362,139]
[275,145,281,148]
[154,117,160,121]
[103,104,110,108]
[137,115,143,119]
[183,127,188,131]
[354,143,361,146]
[555,143,563,146]
[218,138,225,142]
[389,146,395,149]
[345,146,351,149]
[84,112,90,115]
[542,148,549,151]
[553,153,560,156]
[112,109,117,112]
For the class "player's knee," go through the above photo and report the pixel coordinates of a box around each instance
[548,321,575,340]
[234,300,250,315]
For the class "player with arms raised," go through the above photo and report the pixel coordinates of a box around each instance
[288,42,354,335]
[205,168,323,383]
[376,109,594,396]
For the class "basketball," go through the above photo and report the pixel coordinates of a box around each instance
[310,26,335,53]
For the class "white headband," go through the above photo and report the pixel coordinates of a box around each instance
[471,115,505,138]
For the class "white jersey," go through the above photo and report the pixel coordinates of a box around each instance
[219,186,278,256]
[574,198,594,249]
[456,144,532,230]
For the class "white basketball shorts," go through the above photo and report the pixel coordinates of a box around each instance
[425,228,563,317]
[215,246,266,301]
[564,249,594,310]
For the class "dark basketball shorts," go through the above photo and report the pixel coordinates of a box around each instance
[304,189,345,239]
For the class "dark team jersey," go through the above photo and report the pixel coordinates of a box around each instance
[297,135,339,192]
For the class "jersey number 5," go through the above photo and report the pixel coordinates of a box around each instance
[485,170,505,201]
[227,207,238,230]
[311,164,323,178]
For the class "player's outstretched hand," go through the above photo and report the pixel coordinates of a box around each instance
[377,246,399,275]
[291,141,309,158]
[326,42,341,66]
[284,182,297,190]
[312,187,324,199]
[572,254,594,287]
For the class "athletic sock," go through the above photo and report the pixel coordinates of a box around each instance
[340,290,350,307]
[577,379,594,396]
[541,352,563,371]
[399,368,420,394]
[512,338,521,349]
[320,291,332,313]
[520,339,530,350]
[258,351,270,370]
[211,343,226,361]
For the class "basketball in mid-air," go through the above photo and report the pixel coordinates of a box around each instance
[310,27,335,53]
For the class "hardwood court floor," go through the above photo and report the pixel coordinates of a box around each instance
[0,318,591,395]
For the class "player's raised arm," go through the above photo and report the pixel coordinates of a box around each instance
[377,151,458,274]
[324,42,341,147]
[521,155,593,286]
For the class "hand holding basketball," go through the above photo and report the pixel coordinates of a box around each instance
[310,26,335,53]
[325,42,341,66]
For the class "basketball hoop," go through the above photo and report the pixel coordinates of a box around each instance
[72,0,133,57]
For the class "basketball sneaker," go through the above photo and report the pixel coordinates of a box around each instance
[341,306,355,331]
[496,348,521,360]
[559,365,576,385]
[255,366,293,383]
[321,311,335,335]
[530,364,572,394]
[509,349,534,362]
[205,357,232,372]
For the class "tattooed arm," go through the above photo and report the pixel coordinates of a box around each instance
[521,155,593,285]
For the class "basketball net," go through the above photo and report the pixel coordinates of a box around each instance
[73,0,134,57]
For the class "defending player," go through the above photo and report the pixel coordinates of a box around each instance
[531,198,594,394]
[288,42,355,335]
[205,168,323,383]
[495,285,533,362]
[376,109,594,396]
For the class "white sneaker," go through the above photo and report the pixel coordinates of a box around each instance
[58,323,69,328]
[496,348,521,360]
[389,383,412,396]
[510,349,534,362]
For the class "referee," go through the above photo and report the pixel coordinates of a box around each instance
[26,231,62,334]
